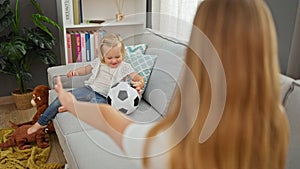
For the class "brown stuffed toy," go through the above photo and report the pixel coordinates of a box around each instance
[30,85,55,133]
[0,121,49,150]
[15,85,55,133]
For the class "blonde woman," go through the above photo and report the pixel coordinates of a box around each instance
[54,0,290,168]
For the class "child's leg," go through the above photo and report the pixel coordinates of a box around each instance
[72,86,98,101]
[91,92,108,103]
[38,98,62,125]
[28,98,62,134]
[28,86,97,134]
[58,86,101,112]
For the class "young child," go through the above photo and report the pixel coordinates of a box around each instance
[27,33,144,134]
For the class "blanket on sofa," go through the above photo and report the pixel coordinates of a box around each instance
[0,128,64,169]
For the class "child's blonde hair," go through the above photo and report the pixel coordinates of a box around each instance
[99,33,126,63]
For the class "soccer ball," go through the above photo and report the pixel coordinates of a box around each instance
[107,82,141,115]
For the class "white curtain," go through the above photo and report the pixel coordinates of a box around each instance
[152,0,202,42]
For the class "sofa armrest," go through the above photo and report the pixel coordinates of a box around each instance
[47,62,92,89]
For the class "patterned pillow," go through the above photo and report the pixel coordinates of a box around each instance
[125,53,158,94]
[125,44,147,57]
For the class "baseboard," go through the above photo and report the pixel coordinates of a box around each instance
[0,96,14,105]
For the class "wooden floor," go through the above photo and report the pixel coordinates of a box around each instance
[0,103,66,165]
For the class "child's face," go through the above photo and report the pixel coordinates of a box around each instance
[103,46,123,68]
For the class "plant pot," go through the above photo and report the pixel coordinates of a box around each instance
[11,89,34,110]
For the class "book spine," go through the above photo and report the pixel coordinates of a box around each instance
[75,32,82,62]
[70,32,77,63]
[80,32,87,62]
[79,0,83,23]
[93,31,99,60]
[89,33,95,61]
[64,0,74,25]
[85,33,91,61]
[72,0,80,24]
[66,33,73,63]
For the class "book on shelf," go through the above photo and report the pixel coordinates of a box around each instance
[89,32,95,61]
[75,33,82,62]
[72,0,82,25]
[64,0,74,25]
[79,0,83,23]
[93,31,99,61]
[70,32,77,63]
[85,33,91,61]
[80,32,87,62]
[66,33,73,63]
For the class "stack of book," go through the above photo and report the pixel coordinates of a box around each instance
[66,30,107,63]
[63,0,80,25]
[64,0,104,25]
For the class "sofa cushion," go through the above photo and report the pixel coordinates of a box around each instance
[123,30,187,116]
[53,98,162,136]
[51,86,162,135]
[284,80,300,169]
[62,130,140,169]
[125,43,147,56]
[125,53,158,94]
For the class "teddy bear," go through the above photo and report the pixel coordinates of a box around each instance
[0,121,49,150]
[14,85,55,133]
[30,85,56,133]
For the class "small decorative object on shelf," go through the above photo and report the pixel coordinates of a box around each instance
[86,20,105,24]
[114,0,125,21]
[116,13,124,22]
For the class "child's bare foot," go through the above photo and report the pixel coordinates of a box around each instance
[58,106,67,112]
[27,122,46,135]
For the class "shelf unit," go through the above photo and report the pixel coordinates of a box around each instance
[56,0,146,64]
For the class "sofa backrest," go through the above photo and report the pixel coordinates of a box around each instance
[123,29,187,116]
[47,62,91,89]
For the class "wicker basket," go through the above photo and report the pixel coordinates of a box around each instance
[11,89,33,110]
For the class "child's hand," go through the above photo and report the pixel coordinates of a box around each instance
[131,80,144,95]
[66,70,78,78]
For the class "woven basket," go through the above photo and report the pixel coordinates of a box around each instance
[11,89,33,110]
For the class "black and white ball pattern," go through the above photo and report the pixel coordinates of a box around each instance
[107,82,141,115]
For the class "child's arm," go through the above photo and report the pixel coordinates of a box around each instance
[66,65,93,78]
[129,72,144,95]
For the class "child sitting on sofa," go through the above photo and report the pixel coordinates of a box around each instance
[27,33,144,134]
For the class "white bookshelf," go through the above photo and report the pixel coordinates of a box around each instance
[56,0,146,64]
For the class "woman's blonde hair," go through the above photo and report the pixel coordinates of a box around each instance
[144,0,289,169]
[98,33,126,63]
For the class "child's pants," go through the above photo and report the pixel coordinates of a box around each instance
[37,86,107,126]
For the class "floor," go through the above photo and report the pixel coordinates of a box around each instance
[0,103,66,165]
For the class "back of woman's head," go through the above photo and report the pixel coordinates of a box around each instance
[145,0,290,169]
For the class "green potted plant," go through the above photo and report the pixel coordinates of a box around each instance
[0,0,61,109]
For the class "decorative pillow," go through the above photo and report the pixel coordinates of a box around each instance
[125,53,158,94]
[125,44,147,57]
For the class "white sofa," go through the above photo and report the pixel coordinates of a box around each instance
[47,29,300,169]
[47,29,187,169]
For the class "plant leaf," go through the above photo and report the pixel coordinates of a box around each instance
[0,38,26,60]
[31,14,61,39]
[37,49,56,65]
[30,0,44,14]
[25,28,55,49]
[0,0,13,32]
